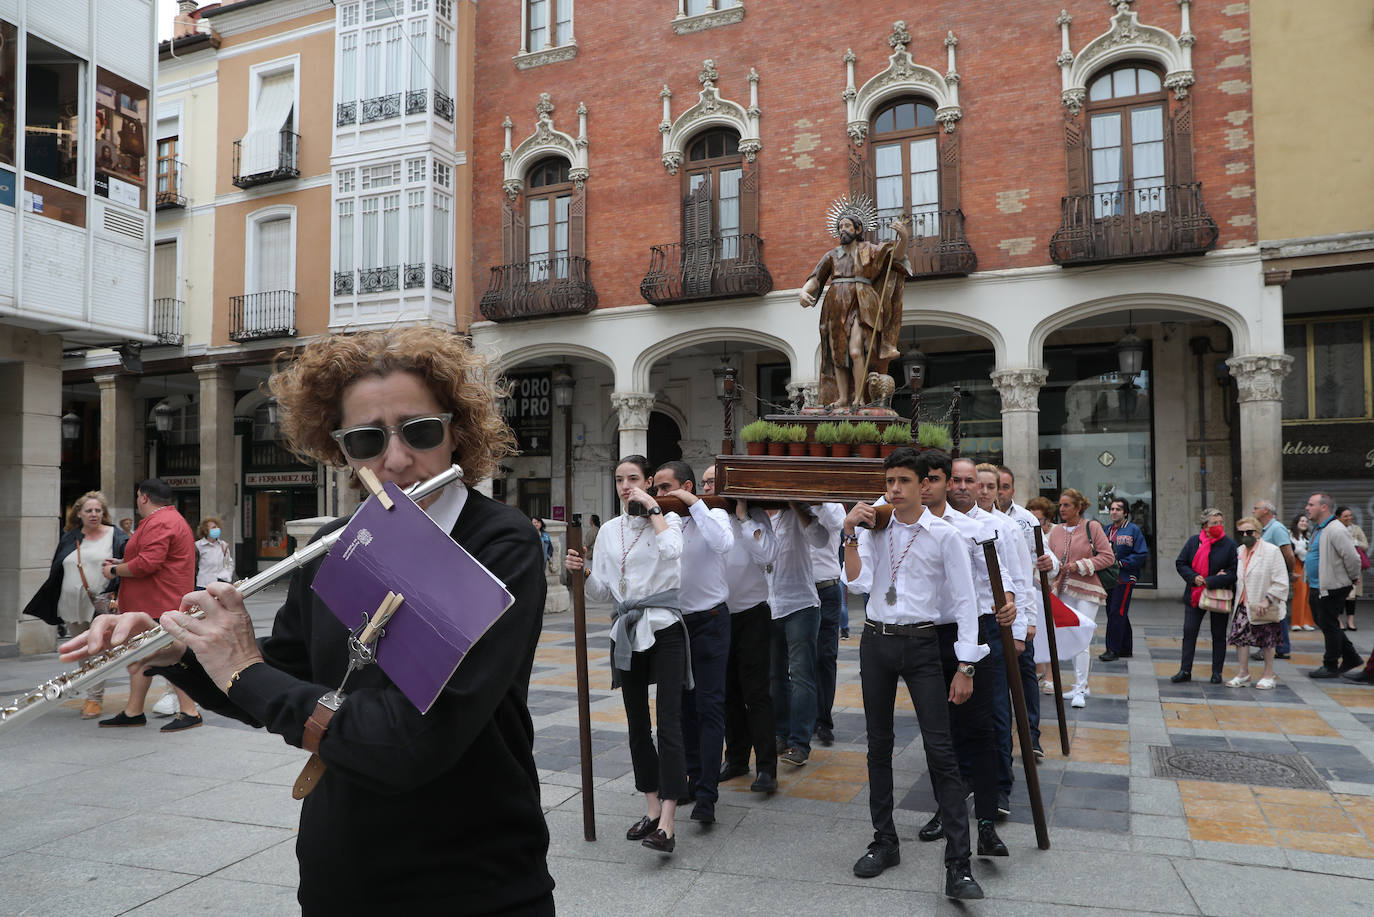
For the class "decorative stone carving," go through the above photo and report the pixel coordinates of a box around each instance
[844,21,962,143]
[991,368,1050,412]
[1058,0,1195,110]
[786,381,820,410]
[699,59,720,86]
[512,44,578,71]
[610,392,656,430]
[1226,354,1293,404]
[672,3,745,35]
[501,93,590,194]
[659,60,761,173]
[662,151,684,175]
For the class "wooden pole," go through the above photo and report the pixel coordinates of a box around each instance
[979,534,1050,850]
[1034,527,1071,756]
[567,515,596,841]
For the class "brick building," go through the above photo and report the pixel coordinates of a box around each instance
[468,0,1281,592]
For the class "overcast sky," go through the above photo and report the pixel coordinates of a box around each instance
[157,0,178,42]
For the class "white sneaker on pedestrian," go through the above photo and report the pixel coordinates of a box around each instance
[152,692,179,717]
[1070,693,1086,708]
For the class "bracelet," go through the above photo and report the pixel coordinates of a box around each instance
[842,532,860,547]
[224,661,262,693]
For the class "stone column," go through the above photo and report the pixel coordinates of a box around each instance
[1227,353,1293,514]
[991,367,1049,505]
[194,364,238,544]
[610,392,655,459]
[95,373,138,523]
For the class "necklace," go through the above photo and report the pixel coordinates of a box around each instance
[885,522,921,605]
[618,517,648,595]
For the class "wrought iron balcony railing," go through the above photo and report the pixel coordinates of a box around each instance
[155,160,188,209]
[873,208,977,277]
[479,256,597,322]
[359,265,399,293]
[232,130,300,189]
[337,101,357,126]
[229,291,297,342]
[639,233,772,306]
[406,89,427,115]
[404,263,426,289]
[360,93,401,124]
[152,298,184,345]
[432,264,453,292]
[333,270,355,296]
[435,90,455,123]
[1049,183,1219,265]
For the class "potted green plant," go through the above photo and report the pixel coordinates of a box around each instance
[880,422,913,457]
[813,421,839,457]
[916,422,953,453]
[853,421,882,458]
[785,423,808,456]
[766,422,788,456]
[831,422,856,458]
[740,419,770,456]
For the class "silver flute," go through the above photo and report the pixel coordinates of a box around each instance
[0,464,464,733]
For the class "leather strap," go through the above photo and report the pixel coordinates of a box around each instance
[292,754,327,800]
[302,700,336,755]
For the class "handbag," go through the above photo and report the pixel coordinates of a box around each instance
[1198,587,1233,614]
[1358,545,1371,572]
[1246,600,1281,625]
[1090,520,1122,591]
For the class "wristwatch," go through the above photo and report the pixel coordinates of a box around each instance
[646,505,663,516]
[956,663,977,678]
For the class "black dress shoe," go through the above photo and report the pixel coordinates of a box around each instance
[945,859,985,900]
[977,820,1009,857]
[1310,666,1340,679]
[1098,651,1119,663]
[1274,652,1290,659]
[1169,671,1191,683]
[749,771,777,794]
[852,843,900,878]
[1210,674,1223,684]
[626,814,660,841]
[1341,670,1374,684]
[690,800,715,824]
[718,762,750,783]
[815,725,834,747]
[918,812,944,842]
[98,712,146,727]
[641,828,675,853]
[1340,658,1364,673]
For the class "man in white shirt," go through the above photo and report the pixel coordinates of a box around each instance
[998,465,1053,758]
[766,503,830,768]
[810,503,847,746]
[653,461,734,824]
[842,447,986,901]
[702,466,781,794]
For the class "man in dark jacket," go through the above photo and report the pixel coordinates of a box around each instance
[1099,498,1148,663]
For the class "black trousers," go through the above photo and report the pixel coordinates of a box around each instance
[942,617,1001,822]
[723,602,777,776]
[1179,604,1229,677]
[621,622,688,801]
[859,623,971,864]
[1314,586,1359,670]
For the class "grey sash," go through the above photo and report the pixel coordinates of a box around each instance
[609,589,694,691]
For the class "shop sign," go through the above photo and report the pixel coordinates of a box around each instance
[1281,423,1374,477]
[1038,469,1058,489]
[162,475,199,489]
[246,471,316,487]
[502,372,552,457]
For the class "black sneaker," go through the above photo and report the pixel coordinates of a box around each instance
[749,770,778,794]
[917,812,943,842]
[853,843,899,878]
[98,711,146,728]
[160,712,202,732]
[689,800,715,824]
[1098,651,1119,663]
[779,747,809,767]
[977,819,1009,856]
[814,725,834,747]
[945,858,984,900]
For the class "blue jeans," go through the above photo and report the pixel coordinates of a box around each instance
[814,582,844,732]
[681,604,731,804]
[771,605,820,753]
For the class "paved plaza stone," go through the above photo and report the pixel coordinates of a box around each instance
[3,585,1374,914]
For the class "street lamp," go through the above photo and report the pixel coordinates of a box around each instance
[900,347,928,390]
[1115,325,1146,379]
[153,400,175,435]
[61,410,81,442]
[551,364,575,409]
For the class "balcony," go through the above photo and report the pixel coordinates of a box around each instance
[1050,183,1219,266]
[358,266,399,294]
[479,256,597,322]
[232,130,300,189]
[406,89,427,115]
[249,439,305,470]
[435,90,455,123]
[336,101,357,127]
[875,209,977,277]
[152,298,184,345]
[639,233,772,306]
[160,443,200,473]
[333,270,354,296]
[155,160,187,209]
[360,93,401,124]
[229,291,297,342]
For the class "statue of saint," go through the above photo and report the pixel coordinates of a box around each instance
[799,196,911,410]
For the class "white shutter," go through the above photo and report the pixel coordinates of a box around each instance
[154,241,177,300]
[242,73,296,175]
[256,218,292,292]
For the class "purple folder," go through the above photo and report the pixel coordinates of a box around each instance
[312,482,514,713]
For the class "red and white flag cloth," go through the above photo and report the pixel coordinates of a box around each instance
[1033,592,1097,664]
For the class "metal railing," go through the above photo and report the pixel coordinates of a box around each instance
[873,207,977,277]
[160,443,200,473]
[435,90,455,123]
[155,161,187,209]
[404,263,427,289]
[249,440,306,469]
[358,266,399,293]
[479,256,597,322]
[232,130,300,189]
[152,298,184,345]
[406,89,427,115]
[1049,183,1219,265]
[639,233,772,306]
[432,264,453,292]
[360,93,401,124]
[333,270,355,296]
[337,101,357,126]
[229,291,297,342]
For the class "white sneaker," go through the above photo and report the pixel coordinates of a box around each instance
[1070,693,1086,708]
[152,693,179,717]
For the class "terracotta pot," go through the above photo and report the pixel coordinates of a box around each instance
[787,442,807,456]
[880,444,897,458]
[746,442,766,455]
[831,444,851,458]
[807,443,828,457]
[767,443,787,456]
[858,443,881,458]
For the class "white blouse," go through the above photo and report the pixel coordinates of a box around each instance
[59,527,115,624]
[585,512,684,651]
[195,537,235,587]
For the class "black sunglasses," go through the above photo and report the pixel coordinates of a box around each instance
[1237,529,1258,536]
[331,413,452,461]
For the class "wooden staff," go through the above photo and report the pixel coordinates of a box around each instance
[855,217,907,405]
[1034,527,1071,756]
[567,515,596,841]
[979,533,1050,851]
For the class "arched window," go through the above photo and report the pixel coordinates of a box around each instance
[1085,65,1166,217]
[683,129,748,259]
[526,156,573,280]
[870,98,939,238]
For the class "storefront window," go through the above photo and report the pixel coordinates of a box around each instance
[895,349,1004,464]
[95,68,148,209]
[1039,345,1157,586]
[25,34,82,189]
[0,20,17,168]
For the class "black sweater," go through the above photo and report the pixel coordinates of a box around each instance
[1174,533,1239,607]
[154,490,552,914]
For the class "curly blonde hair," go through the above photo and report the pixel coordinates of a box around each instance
[65,491,113,531]
[267,327,515,485]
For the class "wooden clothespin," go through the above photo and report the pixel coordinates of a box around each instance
[360,591,403,646]
[356,466,394,510]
